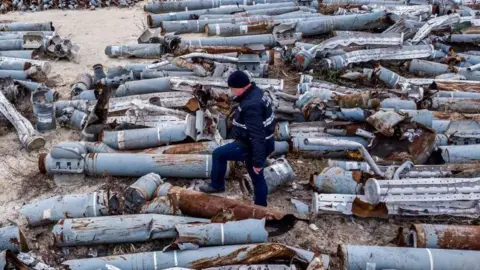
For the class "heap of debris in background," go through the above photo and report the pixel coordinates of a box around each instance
[2,0,480,269]
[0,0,139,12]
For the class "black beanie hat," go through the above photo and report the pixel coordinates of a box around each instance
[227,70,250,88]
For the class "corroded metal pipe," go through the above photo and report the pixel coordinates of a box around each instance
[141,185,294,221]
[52,214,209,246]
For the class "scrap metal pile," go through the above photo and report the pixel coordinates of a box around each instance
[0,21,78,150]
[2,0,480,269]
[0,0,139,12]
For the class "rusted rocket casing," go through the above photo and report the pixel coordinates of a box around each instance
[0,57,51,74]
[147,2,297,25]
[52,214,209,247]
[70,73,93,97]
[142,185,295,222]
[144,0,294,13]
[152,140,231,154]
[0,39,28,51]
[20,191,112,226]
[203,265,296,270]
[205,16,321,37]
[124,173,163,212]
[407,224,480,250]
[291,32,404,70]
[181,33,301,48]
[412,14,460,44]
[339,244,480,270]
[0,50,36,59]
[0,66,47,82]
[295,11,387,37]
[236,6,314,16]
[83,140,235,155]
[321,45,434,70]
[57,108,88,130]
[0,22,54,31]
[0,59,30,70]
[54,100,93,117]
[438,144,480,164]
[409,59,480,81]
[105,44,163,59]
[63,243,316,270]
[421,97,480,113]
[0,226,28,252]
[241,158,296,195]
[312,166,360,194]
[115,77,171,97]
[170,219,267,250]
[100,125,188,150]
[447,34,480,44]
[0,88,45,151]
[40,152,217,178]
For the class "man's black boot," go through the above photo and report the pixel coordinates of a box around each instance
[199,184,225,193]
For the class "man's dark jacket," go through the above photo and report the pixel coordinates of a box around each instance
[230,82,275,168]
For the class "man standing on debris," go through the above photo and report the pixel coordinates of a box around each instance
[200,70,275,206]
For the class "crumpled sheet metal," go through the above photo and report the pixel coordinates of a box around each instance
[292,32,404,70]
[366,110,405,137]
[144,185,297,224]
[412,13,461,44]
[368,121,437,165]
[62,243,317,270]
[167,219,268,250]
[321,45,434,70]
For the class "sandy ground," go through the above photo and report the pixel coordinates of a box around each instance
[0,5,403,268]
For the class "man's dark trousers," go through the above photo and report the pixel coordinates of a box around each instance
[209,141,268,206]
